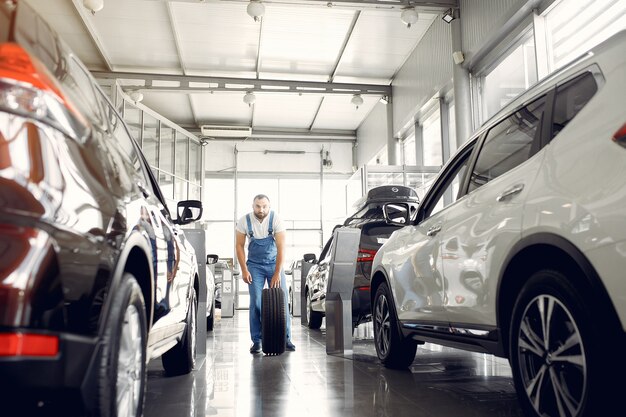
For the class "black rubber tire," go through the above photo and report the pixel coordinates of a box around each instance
[306,289,323,330]
[162,288,197,376]
[207,295,215,332]
[509,269,615,417]
[373,282,417,369]
[97,273,147,417]
[262,287,286,355]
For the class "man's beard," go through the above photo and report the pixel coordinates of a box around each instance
[254,211,267,221]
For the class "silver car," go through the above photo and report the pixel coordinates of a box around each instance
[371,30,626,417]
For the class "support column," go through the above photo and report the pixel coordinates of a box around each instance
[386,100,398,165]
[451,11,473,148]
[414,121,424,166]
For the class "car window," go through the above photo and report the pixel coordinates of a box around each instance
[429,151,472,217]
[551,71,597,139]
[468,95,546,193]
[65,57,104,124]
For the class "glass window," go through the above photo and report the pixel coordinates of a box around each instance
[64,58,104,124]
[190,140,202,184]
[204,178,234,220]
[544,0,626,72]
[551,72,598,139]
[142,114,159,168]
[159,172,174,200]
[403,134,417,166]
[448,102,458,153]
[469,95,547,193]
[176,132,189,180]
[429,152,471,217]
[279,179,320,221]
[422,109,442,166]
[124,106,142,145]
[482,32,538,120]
[160,126,174,175]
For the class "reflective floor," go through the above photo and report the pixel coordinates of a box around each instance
[144,310,525,417]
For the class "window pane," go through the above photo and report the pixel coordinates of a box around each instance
[469,96,546,192]
[159,172,174,200]
[422,109,442,166]
[174,178,187,202]
[143,114,159,168]
[483,33,538,119]
[204,178,235,220]
[190,141,202,184]
[124,106,142,145]
[545,0,626,71]
[279,179,320,221]
[403,135,417,166]
[552,72,598,139]
[176,132,189,180]
[160,126,174,175]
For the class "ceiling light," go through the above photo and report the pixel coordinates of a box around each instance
[243,91,256,106]
[129,91,143,103]
[247,1,265,22]
[401,7,418,28]
[442,8,455,24]
[351,94,364,109]
[83,0,104,14]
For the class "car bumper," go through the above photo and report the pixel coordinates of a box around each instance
[0,330,99,413]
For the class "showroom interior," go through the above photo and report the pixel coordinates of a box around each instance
[3,0,626,416]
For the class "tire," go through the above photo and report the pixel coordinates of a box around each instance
[509,269,613,417]
[207,295,215,332]
[373,282,417,369]
[97,273,147,417]
[306,289,323,330]
[262,287,286,355]
[162,288,197,376]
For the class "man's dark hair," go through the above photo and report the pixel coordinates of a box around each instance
[253,194,270,202]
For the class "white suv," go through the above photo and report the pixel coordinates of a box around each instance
[371,30,626,417]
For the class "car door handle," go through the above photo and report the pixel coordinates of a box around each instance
[496,184,524,202]
[427,224,442,237]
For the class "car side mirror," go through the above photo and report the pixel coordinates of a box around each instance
[176,200,202,225]
[207,254,219,265]
[383,202,410,226]
[303,253,316,263]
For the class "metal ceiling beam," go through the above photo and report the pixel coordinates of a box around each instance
[156,0,457,12]
[183,127,357,143]
[91,71,391,96]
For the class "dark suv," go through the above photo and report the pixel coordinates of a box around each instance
[304,185,418,329]
[0,2,202,416]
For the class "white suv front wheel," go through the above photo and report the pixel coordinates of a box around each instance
[510,269,610,417]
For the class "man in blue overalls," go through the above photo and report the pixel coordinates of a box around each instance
[235,194,295,353]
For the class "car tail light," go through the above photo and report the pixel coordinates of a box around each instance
[356,286,370,291]
[612,122,626,147]
[0,42,87,140]
[0,333,59,357]
[357,248,377,263]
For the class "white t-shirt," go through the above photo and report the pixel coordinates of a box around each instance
[235,211,285,239]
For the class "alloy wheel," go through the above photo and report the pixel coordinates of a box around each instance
[374,293,391,357]
[116,304,143,417]
[517,294,586,417]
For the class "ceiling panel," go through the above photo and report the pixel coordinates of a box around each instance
[259,5,356,79]
[141,92,195,126]
[89,0,180,69]
[312,95,380,130]
[172,2,261,74]
[191,92,253,126]
[252,93,323,129]
[334,10,436,82]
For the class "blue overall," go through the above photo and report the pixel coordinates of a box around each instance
[246,211,291,344]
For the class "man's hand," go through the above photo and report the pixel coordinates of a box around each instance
[270,273,281,288]
[242,269,252,284]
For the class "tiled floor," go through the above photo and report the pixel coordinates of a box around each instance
[144,310,525,417]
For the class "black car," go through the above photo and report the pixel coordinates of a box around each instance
[0,2,203,416]
[304,185,419,329]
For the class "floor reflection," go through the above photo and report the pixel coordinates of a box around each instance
[144,311,524,417]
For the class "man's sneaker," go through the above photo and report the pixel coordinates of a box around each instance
[250,341,262,354]
[286,341,296,351]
